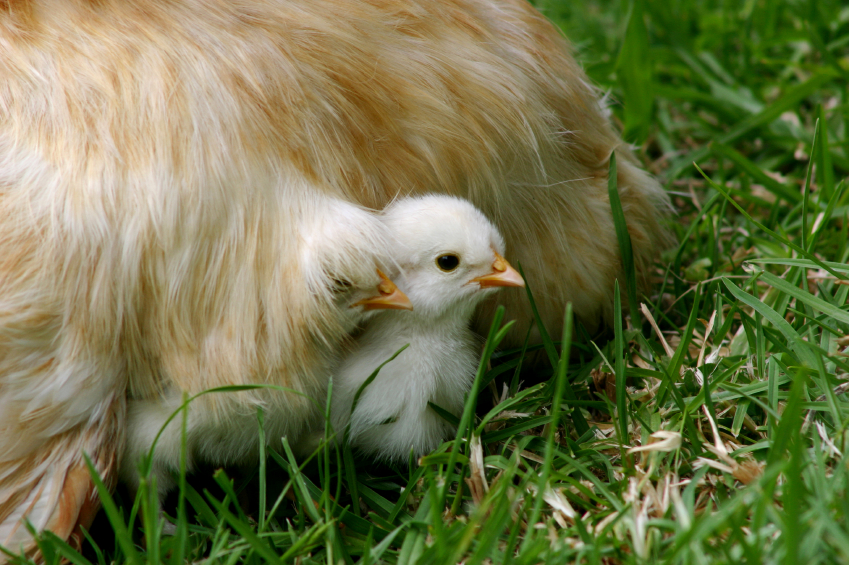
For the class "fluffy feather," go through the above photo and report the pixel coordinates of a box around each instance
[0,0,670,555]
[0,396,122,560]
[118,196,406,497]
[330,195,523,461]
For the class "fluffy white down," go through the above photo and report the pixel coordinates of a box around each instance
[330,195,510,462]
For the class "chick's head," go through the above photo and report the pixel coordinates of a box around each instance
[381,195,524,319]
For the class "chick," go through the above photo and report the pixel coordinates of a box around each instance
[330,196,524,462]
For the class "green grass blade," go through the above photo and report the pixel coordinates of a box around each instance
[82,454,142,565]
[670,70,836,179]
[613,282,629,455]
[607,153,641,324]
[616,0,653,143]
[696,164,847,281]
[754,268,849,326]
[801,120,819,251]
[711,142,801,203]
[815,105,835,201]
[722,278,818,368]
[518,264,559,369]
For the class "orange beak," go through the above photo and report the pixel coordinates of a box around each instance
[469,252,525,288]
[351,269,414,311]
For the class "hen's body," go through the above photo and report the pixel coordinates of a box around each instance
[0,0,670,557]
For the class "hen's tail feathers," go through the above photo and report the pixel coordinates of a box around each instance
[0,398,124,563]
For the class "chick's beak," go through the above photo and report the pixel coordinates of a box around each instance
[469,252,525,288]
[351,269,414,311]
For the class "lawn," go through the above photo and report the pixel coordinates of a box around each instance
[21,0,849,563]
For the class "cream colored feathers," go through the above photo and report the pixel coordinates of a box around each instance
[118,197,412,498]
[330,195,524,461]
[0,0,670,557]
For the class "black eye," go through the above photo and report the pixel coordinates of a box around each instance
[436,254,460,272]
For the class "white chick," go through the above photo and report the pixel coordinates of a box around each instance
[330,195,524,462]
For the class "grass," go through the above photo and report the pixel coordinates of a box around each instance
[7,0,849,563]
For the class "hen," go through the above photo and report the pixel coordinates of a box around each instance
[0,0,670,557]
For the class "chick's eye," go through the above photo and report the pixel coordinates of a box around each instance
[436,254,460,272]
